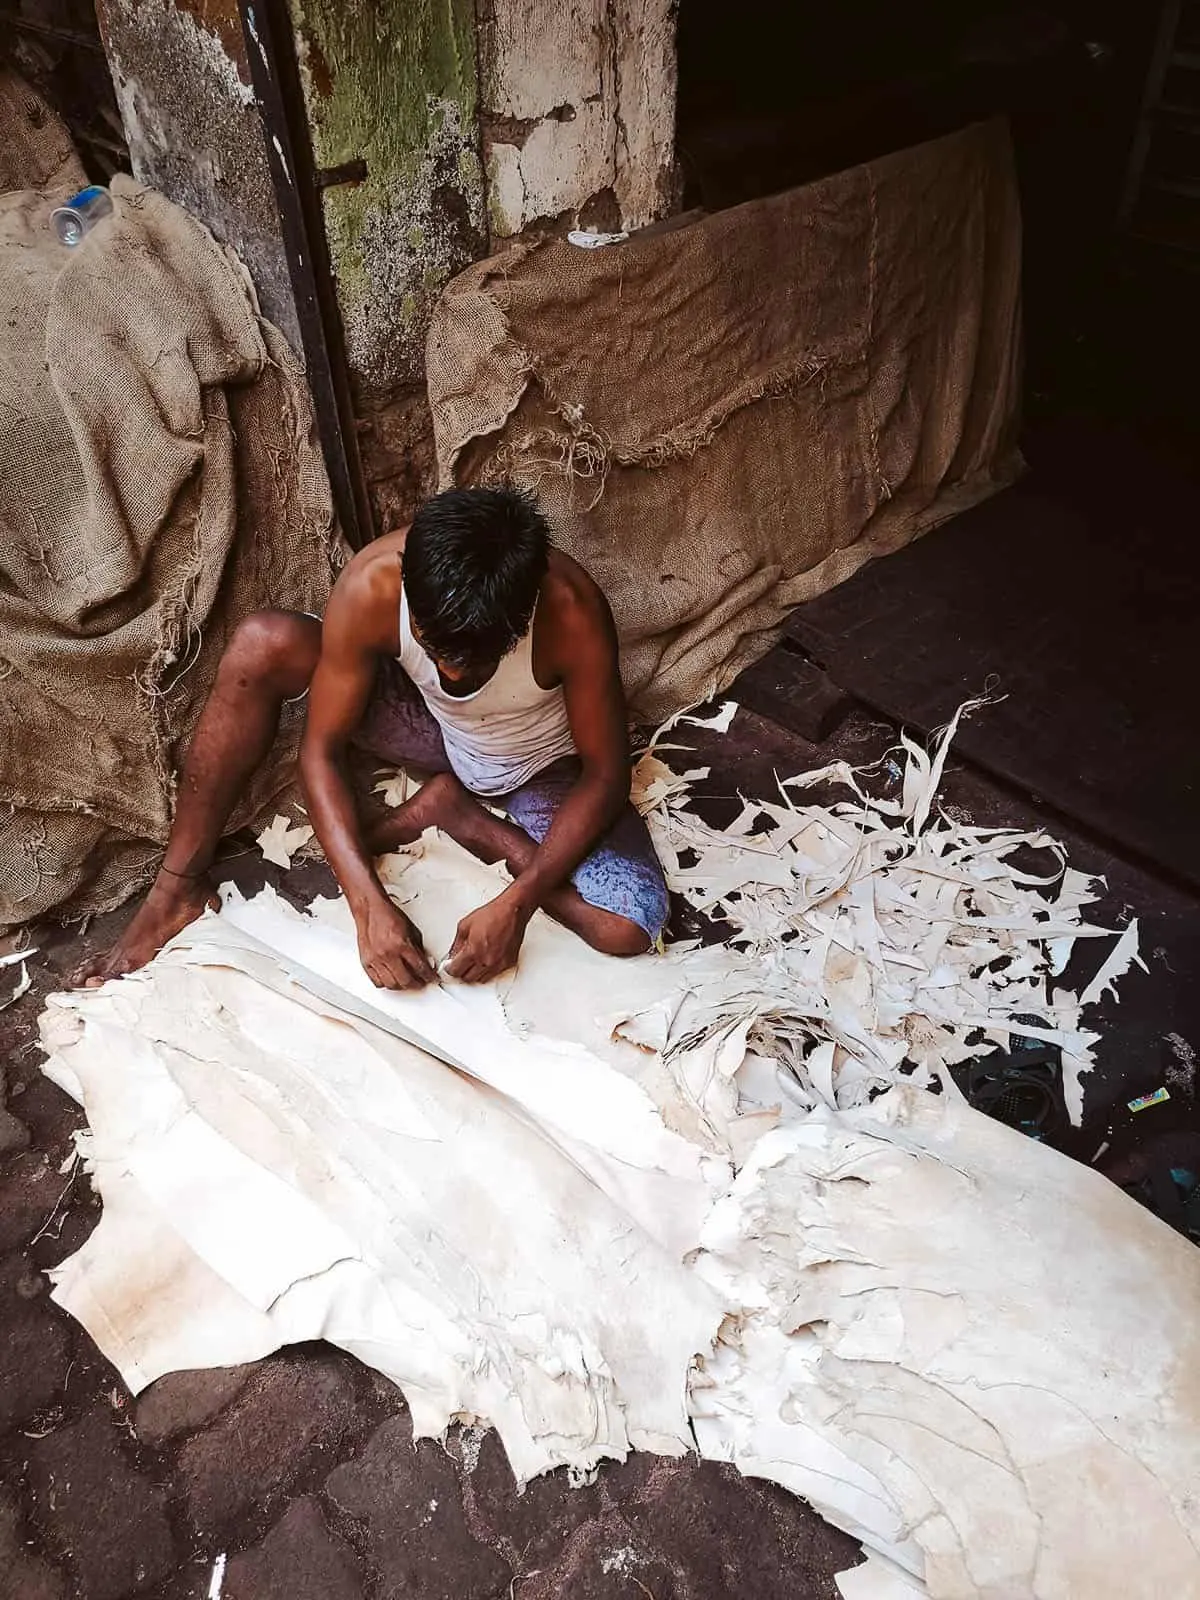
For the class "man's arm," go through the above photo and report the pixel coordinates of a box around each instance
[446,576,630,981]
[299,557,435,990]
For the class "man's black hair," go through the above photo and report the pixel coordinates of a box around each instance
[404,486,551,669]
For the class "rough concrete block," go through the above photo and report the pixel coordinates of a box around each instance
[0,1486,68,1600]
[0,1299,70,1429]
[225,1496,363,1600]
[0,1109,30,1158]
[134,1365,255,1446]
[515,1517,679,1600]
[178,1355,354,1538]
[623,1459,858,1600]
[26,1411,177,1600]
[464,1427,601,1568]
[326,1415,512,1600]
[0,1153,68,1254]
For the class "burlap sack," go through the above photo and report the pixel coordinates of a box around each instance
[0,68,86,194]
[0,174,334,930]
[428,120,1023,719]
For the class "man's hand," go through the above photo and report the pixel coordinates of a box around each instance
[356,897,436,990]
[446,889,531,984]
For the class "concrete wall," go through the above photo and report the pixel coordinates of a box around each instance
[95,0,300,351]
[288,0,487,404]
[94,0,679,532]
[479,0,678,240]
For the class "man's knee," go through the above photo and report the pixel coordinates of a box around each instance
[409,771,470,823]
[586,913,653,959]
[422,771,467,806]
[221,609,320,697]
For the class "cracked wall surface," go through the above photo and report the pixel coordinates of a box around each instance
[95,0,680,532]
[479,0,678,240]
[95,0,300,349]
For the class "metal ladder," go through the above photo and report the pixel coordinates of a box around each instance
[1118,0,1200,259]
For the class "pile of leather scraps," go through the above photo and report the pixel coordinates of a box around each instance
[630,699,1144,1125]
[37,707,1196,1600]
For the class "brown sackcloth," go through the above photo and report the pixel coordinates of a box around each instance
[0,68,86,193]
[0,174,334,931]
[428,120,1024,720]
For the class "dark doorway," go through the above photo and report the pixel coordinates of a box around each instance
[696,4,1200,888]
[0,0,127,181]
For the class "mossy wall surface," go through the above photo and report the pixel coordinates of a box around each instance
[289,0,486,400]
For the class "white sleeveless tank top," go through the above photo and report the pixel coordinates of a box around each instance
[396,584,576,795]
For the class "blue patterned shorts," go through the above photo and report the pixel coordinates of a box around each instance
[355,659,669,942]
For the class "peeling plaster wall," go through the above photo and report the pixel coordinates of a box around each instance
[479,0,678,240]
[95,0,678,531]
[288,0,487,404]
[95,0,300,350]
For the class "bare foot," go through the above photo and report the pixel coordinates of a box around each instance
[366,772,472,855]
[70,872,219,988]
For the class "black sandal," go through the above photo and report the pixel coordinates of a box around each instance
[958,1016,1068,1142]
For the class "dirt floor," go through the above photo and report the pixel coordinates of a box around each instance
[0,688,1196,1600]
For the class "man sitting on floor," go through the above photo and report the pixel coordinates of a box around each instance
[74,487,668,990]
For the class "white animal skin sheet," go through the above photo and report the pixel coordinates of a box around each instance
[40,852,725,1483]
[37,722,1200,1597]
[692,1091,1200,1596]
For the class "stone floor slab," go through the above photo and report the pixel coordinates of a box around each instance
[225,1496,363,1600]
[327,1416,512,1600]
[178,1354,354,1539]
[0,1292,70,1431]
[0,1486,68,1600]
[135,1366,255,1448]
[26,1409,177,1600]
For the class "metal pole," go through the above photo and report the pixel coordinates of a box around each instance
[237,0,374,549]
